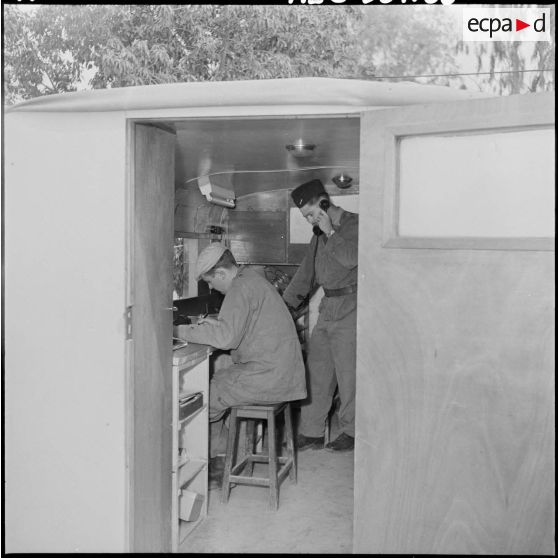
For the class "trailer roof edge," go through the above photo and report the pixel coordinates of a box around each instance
[5,77,489,114]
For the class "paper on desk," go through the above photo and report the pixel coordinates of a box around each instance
[173,337,189,349]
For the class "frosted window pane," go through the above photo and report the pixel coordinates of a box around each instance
[398,129,555,238]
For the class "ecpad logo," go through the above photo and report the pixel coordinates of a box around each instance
[468,14,545,37]
[463,8,551,42]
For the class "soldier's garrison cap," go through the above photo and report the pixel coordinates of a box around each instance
[291,179,327,208]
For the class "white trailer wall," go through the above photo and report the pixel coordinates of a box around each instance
[4,112,128,552]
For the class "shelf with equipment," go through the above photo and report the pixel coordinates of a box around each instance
[171,344,212,553]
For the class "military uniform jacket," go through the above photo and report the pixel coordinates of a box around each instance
[283,210,359,323]
[182,267,307,402]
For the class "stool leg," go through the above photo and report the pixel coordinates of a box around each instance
[245,419,255,477]
[221,408,239,504]
[267,410,279,510]
[284,403,296,483]
[255,422,264,453]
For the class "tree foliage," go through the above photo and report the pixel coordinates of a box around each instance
[3,4,554,105]
[456,4,555,94]
[3,5,369,103]
[3,5,84,100]
[359,6,459,85]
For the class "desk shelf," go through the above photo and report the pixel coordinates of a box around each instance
[178,404,207,426]
[179,517,205,547]
[171,348,210,553]
[177,458,207,487]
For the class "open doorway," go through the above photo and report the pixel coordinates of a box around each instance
[130,115,360,553]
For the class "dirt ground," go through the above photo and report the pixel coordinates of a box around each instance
[182,411,354,554]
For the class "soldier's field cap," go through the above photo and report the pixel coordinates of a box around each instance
[291,179,327,208]
[195,242,228,281]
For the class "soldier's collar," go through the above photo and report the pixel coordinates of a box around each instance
[333,208,347,229]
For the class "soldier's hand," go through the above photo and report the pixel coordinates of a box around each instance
[197,316,219,326]
[316,210,333,235]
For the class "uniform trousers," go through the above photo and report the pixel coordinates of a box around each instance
[299,308,357,438]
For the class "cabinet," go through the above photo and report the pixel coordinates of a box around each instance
[171,344,211,552]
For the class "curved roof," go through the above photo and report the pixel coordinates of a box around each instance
[7,77,487,113]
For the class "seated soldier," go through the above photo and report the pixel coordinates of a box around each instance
[179,243,307,483]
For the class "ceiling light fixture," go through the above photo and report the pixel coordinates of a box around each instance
[285,139,316,158]
[332,173,353,189]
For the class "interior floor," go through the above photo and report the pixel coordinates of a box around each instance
[181,415,354,553]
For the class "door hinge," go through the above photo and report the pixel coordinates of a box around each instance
[125,306,133,340]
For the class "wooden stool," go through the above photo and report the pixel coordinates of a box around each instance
[221,402,296,510]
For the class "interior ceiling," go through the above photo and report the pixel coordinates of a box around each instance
[174,117,360,198]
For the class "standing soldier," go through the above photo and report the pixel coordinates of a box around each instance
[283,179,358,452]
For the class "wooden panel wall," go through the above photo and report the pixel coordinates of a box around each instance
[228,210,286,263]
[235,190,291,263]
[354,93,555,555]
[5,112,128,552]
[132,124,175,552]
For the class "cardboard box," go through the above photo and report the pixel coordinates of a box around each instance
[179,489,204,522]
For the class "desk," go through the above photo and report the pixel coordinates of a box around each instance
[171,343,214,552]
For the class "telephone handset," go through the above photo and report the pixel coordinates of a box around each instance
[312,199,331,236]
